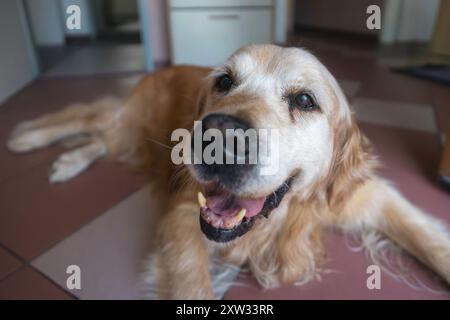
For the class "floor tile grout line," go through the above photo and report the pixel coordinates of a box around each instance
[0,241,26,282]
[27,182,147,263]
[0,164,145,262]
[0,265,28,284]
[0,242,79,299]
[0,242,27,265]
[352,96,438,134]
[0,183,148,298]
[352,96,435,109]
[27,184,151,299]
[0,173,145,294]
[357,120,437,135]
[28,264,80,300]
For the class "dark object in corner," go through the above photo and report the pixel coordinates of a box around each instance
[393,65,450,86]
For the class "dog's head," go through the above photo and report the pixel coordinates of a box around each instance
[187,44,374,242]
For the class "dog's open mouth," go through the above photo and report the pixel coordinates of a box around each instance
[198,177,293,242]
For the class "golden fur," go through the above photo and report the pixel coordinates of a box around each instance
[7,45,450,299]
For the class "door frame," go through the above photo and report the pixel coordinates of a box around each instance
[138,0,155,72]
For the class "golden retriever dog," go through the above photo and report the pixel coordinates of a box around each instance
[7,44,450,299]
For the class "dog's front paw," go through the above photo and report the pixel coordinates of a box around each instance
[9,120,37,139]
[7,130,46,153]
[49,152,89,183]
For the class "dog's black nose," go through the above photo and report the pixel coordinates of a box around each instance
[202,113,250,135]
[200,113,252,159]
[191,113,256,188]
[191,113,253,166]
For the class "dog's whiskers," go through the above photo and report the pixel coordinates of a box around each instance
[145,137,172,150]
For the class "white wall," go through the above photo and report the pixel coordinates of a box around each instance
[274,0,287,43]
[0,0,38,104]
[25,0,65,46]
[275,0,295,44]
[381,0,440,44]
[397,0,440,42]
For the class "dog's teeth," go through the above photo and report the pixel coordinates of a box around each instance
[198,192,206,208]
[235,208,246,222]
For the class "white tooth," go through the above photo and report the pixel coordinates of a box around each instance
[198,192,206,207]
[235,208,246,222]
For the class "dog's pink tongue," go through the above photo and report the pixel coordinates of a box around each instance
[206,195,266,218]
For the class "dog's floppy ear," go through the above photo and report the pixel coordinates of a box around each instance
[326,118,377,212]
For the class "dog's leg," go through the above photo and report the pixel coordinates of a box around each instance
[9,105,85,139]
[59,134,93,149]
[8,97,122,152]
[152,198,215,299]
[337,178,450,284]
[7,120,92,153]
[9,97,121,139]
[49,139,107,183]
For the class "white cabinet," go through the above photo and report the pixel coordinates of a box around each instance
[170,0,273,8]
[169,0,273,66]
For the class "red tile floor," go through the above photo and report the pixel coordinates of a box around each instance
[1,38,449,299]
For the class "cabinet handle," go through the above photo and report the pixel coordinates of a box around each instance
[208,14,239,20]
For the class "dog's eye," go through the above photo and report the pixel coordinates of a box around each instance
[294,93,317,110]
[215,74,233,92]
